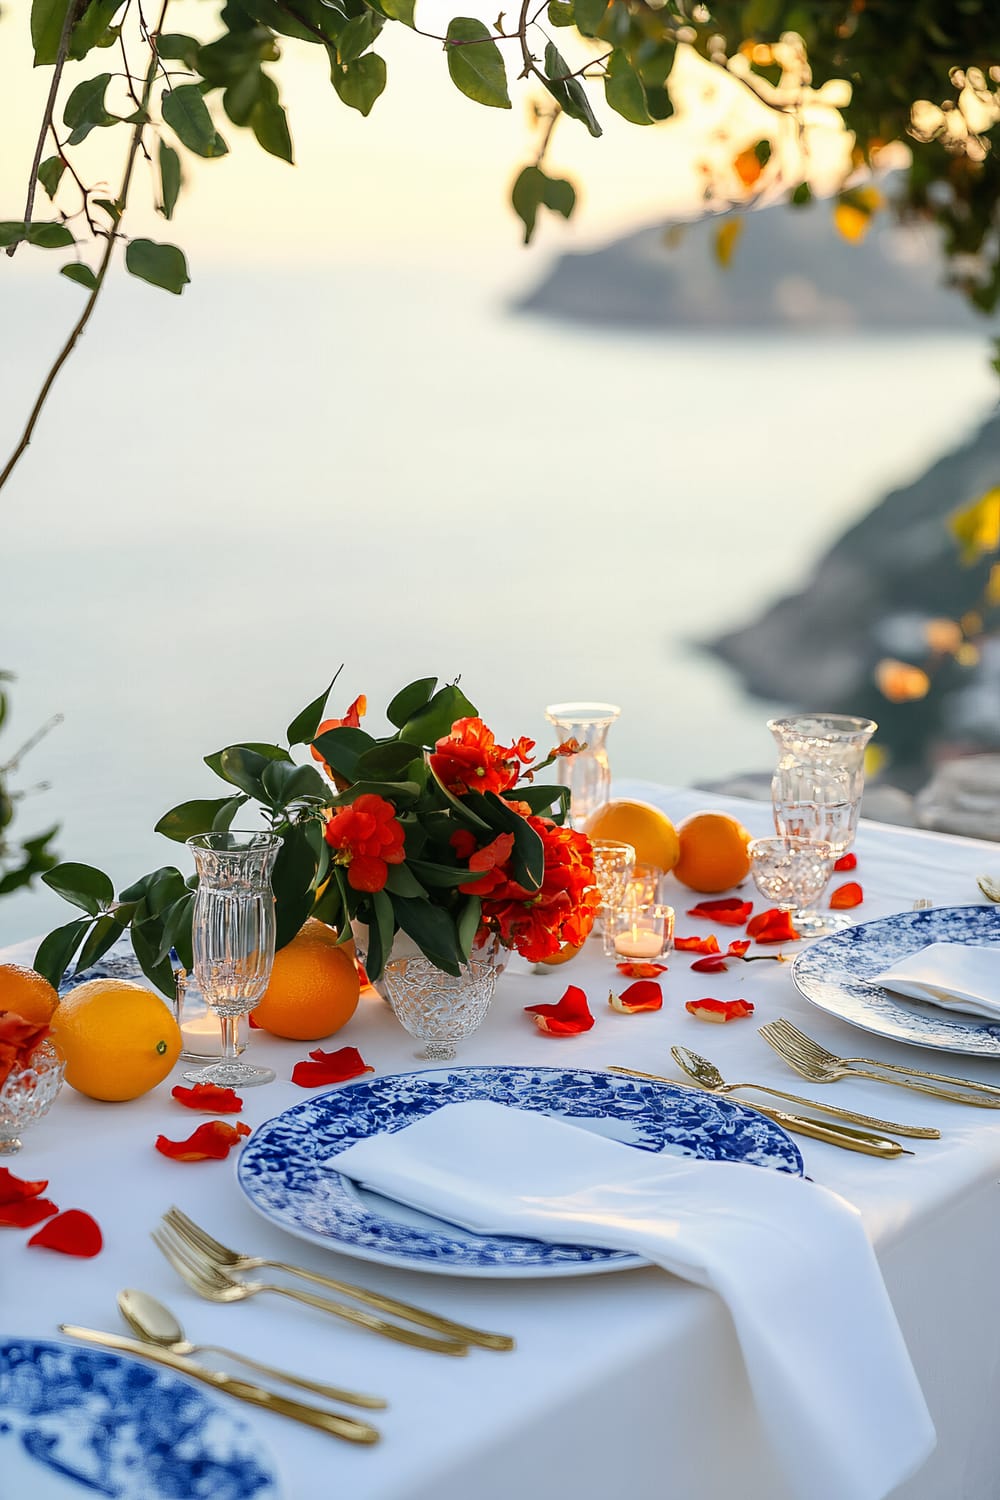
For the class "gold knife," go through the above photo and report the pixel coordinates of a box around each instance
[609,1065,912,1158]
[59,1325,380,1445]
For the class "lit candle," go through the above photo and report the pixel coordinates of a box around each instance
[613,930,663,959]
[181,1013,222,1055]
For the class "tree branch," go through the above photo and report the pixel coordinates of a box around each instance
[8,0,85,258]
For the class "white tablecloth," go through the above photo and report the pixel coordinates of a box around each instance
[3,784,1000,1500]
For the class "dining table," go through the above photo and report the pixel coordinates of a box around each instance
[3,781,1000,1500]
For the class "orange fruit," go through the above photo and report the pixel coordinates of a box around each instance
[672,811,752,893]
[584,800,680,872]
[253,924,360,1041]
[0,964,59,1025]
[537,941,585,967]
[49,979,181,1102]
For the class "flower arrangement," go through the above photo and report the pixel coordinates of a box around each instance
[34,675,599,991]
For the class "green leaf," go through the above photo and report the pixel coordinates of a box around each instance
[155,797,245,844]
[37,156,65,199]
[327,778,423,809]
[604,49,651,125]
[407,857,482,889]
[158,142,182,219]
[161,891,195,970]
[383,863,428,898]
[118,865,186,907]
[125,239,190,295]
[389,895,461,974]
[542,41,602,137]
[548,1,575,26]
[73,911,126,975]
[338,11,383,63]
[386,677,437,728]
[456,894,481,962]
[574,0,607,35]
[26,222,74,248]
[0,223,27,248]
[62,73,116,144]
[69,0,123,60]
[331,52,387,116]
[260,759,329,808]
[251,99,293,162]
[482,791,544,889]
[34,916,92,988]
[355,740,423,781]
[370,888,394,972]
[792,181,812,207]
[156,32,201,65]
[212,793,250,831]
[223,67,263,126]
[94,197,121,224]
[217,745,280,799]
[511,165,576,244]
[287,673,340,745]
[205,741,291,781]
[310,725,376,783]
[42,861,114,915]
[504,782,569,817]
[272,823,321,947]
[400,683,477,747]
[162,84,226,157]
[377,0,414,23]
[446,17,510,109]
[31,0,71,66]
[129,919,177,998]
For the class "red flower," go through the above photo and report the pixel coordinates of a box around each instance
[616,961,668,977]
[310,695,367,781]
[28,1209,103,1257]
[473,818,600,962]
[524,985,595,1035]
[686,898,753,925]
[0,1167,48,1206]
[830,881,864,909]
[834,852,858,871]
[324,792,406,892]
[429,717,534,797]
[552,738,583,757]
[675,935,721,954]
[291,1046,374,1088]
[746,908,801,943]
[171,1083,243,1113]
[455,832,515,897]
[0,1012,50,1090]
[609,980,663,1013]
[155,1121,251,1161]
[0,1196,60,1228]
[685,998,755,1023]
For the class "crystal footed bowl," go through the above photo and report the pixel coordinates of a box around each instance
[0,1040,65,1154]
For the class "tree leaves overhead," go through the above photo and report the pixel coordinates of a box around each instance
[37,156,65,199]
[511,165,576,244]
[446,18,511,110]
[62,73,117,145]
[332,52,387,116]
[125,239,190,294]
[541,41,602,137]
[158,143,182,219]
[162,85,228,158]
[604,49,651,125]
[60,263,99,288]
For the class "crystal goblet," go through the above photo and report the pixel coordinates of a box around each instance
[749,835,837,937]
[0,1041,65,1154]
[590,839,637,910]
[381,957,497,1061]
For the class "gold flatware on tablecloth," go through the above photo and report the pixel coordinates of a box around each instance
[152,1225,470,1355]
[117,1288,386,1409]
[760,1018,1000,1105]
[976,875,1000,903]
[59,1325,380,1444]
[163,1205,514,1352]
[607,1064,912,1157]
[665,1046,939,1139]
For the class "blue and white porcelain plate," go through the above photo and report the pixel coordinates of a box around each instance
[0,1339,281,1498]
[238,1065,803,1278]
[793,904,1000,1057]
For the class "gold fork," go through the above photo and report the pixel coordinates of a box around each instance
[163,1206,514,1352]
[759,1018,1000,1106]
[152,1226,470,1356]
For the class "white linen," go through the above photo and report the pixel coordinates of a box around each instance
[877,943,1000,1020]
[328,1098,935,1500]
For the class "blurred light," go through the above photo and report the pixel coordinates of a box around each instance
[875,659,931,703]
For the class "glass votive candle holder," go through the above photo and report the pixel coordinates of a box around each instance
[174,968,248,1063]
[627,863,663,905]
[603,902,675,961]
[590,839,637,914]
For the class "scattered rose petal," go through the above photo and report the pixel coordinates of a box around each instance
[746,908,801,943]
[691,956,730,973]
[291,1045,375,1088]
[727,939,751,958]
[830,881,864,909]
[685,998,755,1024]
[27,1208,103,1257]
[686,899,753,925]
[616,962,668,978]
[524,985,594,1036]
[248,1012,261,1029]
[608,980,663,1014]
[155,1120,252,1161]
[0,1196,60,1228]
[0,1167,48,1205]
[834,852,858,871]
[675,935,721,954]
[171,1083,243,1113]
[355,960,372,988]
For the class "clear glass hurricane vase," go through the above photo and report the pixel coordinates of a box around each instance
[544,702,621,829]
[183,831,282,1089]
[769,714,877,856]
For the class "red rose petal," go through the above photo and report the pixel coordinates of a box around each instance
[834,852,858,871]
[690,955,730,973]
[616,962,668,978]
[171,1083,243,1113]
[686,899,753,925]
[685,998,755,1023]
[609,980,663,1014]
[27,1208,103,1257]
[830,881,864,909]
[0,1196,60,1228]
[746,908,802,943]
[0,1167,48,1205]
[155,1120,251,1161]
[727,939,751,958]
[248,1012,261,1028]
[291,1045,375,1089]
[675,935,722,954]
[524,984,594,1036]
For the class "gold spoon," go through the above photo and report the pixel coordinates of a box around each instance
[117,1288,386,1409]
[977,875,1000,903]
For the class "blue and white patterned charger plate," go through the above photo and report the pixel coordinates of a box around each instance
[793,904,1000,1057]
[0,1339,281,1498]
[238,1065,803,1278]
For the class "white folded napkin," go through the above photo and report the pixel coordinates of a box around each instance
[328,1101,934,1500]
[877,942,1000,1020]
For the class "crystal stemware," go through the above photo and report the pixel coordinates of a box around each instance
[381,956,497,1061]
[590,839,637,911]
[749,835,837,937]
[0,1041,65,1154]
[544,702,621,828]
[768,713,877,858]
[183,831,282,1089]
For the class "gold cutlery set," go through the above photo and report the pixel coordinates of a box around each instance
[61,1208,517,1446]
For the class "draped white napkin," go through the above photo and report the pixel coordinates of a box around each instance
[877,943,1000,1020]
[327,1100,934,1500]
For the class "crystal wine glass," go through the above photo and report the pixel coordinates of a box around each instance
[769,713,877,858]
[381,956,497,1061]
[749,835,837,937]
[183,831,282,1088]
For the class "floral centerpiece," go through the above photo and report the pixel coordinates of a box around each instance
[34,676,599,990]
